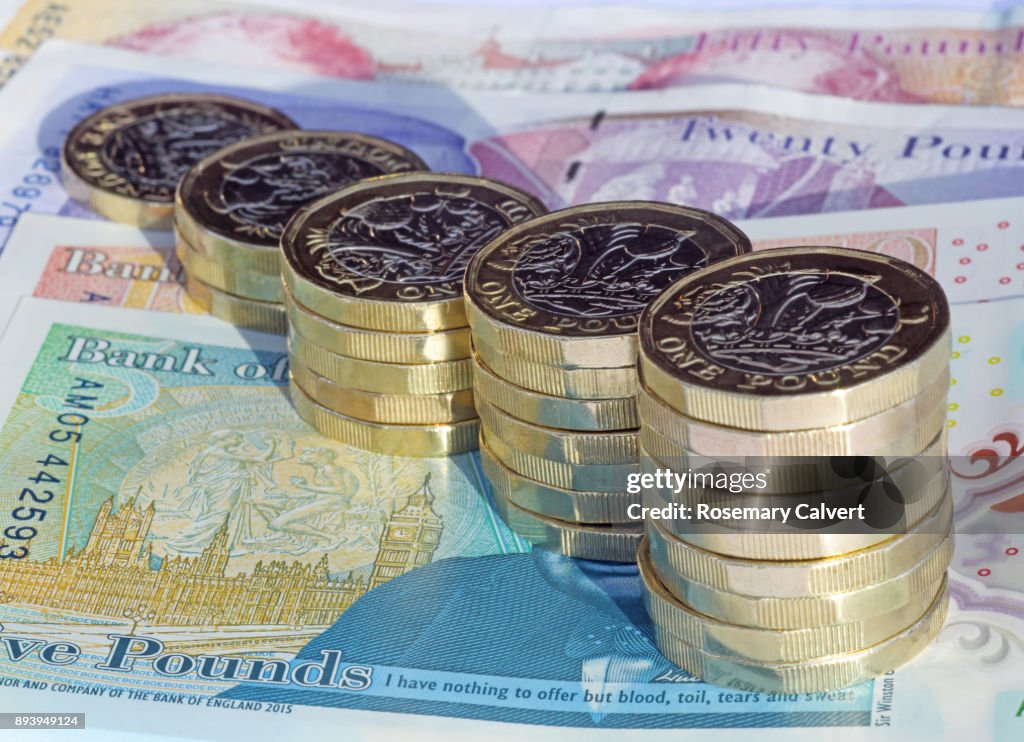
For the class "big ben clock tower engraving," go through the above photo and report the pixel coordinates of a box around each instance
[369,474,443,589]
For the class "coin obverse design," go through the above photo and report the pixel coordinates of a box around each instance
[62,93,297,227]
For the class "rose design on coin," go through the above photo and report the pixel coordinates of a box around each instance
[216,151,388,238]
[325,192,509,288]
[689,272,901,375]
[511,223,709,319]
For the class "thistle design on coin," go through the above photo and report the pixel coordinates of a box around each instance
[62,94,296,226]
[638,246,952,429]
[280,173,546,331]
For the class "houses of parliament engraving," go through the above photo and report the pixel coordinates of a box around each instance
[0,474,442,627]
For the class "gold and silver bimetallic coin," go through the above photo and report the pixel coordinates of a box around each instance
[281,173,547,332]
[637,246,951,431]
[175,130,428,275]
[62,93,296,228]
[465,201,752,369]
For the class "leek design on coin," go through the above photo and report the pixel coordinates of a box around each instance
[281,173,547,332]
[176,131,429,274]
[61,93,296,228]
[465,202,752,368]
[638,246,951,431]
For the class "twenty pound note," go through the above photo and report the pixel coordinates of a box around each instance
[9,43,1024,247]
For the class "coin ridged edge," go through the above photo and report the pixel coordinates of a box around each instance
[290,330,473,395]
[483,424,637,492]
[175,228,283,302]
[650,568,948,691]
[289,377,479,456]
[476,396,638,465]
[646,530,952,628]
[490,487,643,562]
[479,433,637,523]
[284,288,470,364]
[640,542,946,662]
[465,298,639,369]
[474,337,637,399]
[641,495,952,597]
[183,273,286,334]
[472,351,638,430]
[645,475,950,562]
[639,328,951,433]
[290,356,477,424]
[637,370,949,457]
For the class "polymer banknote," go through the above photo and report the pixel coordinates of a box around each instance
[0,299,862,739]
[1,0,1024,103]
[10,42,1024,249]
[0,296,1017,739]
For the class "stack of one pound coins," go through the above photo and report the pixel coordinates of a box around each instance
[174,130,428,333]
[61,93,297,229]
[465,202,752,562]
[282,172,546,456]
[634,246,953,692]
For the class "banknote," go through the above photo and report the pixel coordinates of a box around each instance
[0,213,193,333]
[2,0,1024,103]
[0,297,1017,741]
[0,298,875,739]
[10,42,1024,249]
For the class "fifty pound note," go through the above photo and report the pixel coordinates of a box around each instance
[4,0,1024,105]
[0,299,876,736]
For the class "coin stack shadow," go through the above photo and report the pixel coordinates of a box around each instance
[466,203,752,562]
[281,173,547,457]
[634,246,954,692]
[174,130,428,334]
